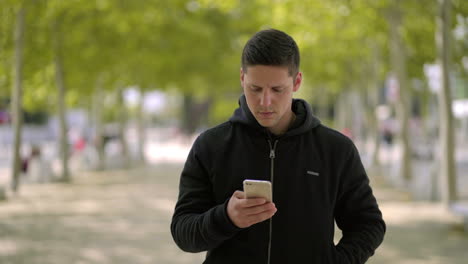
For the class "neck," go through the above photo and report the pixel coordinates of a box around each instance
[269,111,296,136]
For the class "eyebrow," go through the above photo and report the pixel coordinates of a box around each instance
[250,84,285,89]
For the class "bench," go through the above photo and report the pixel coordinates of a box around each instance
[450,201,468,232]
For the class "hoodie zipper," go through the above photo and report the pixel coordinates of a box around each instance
[267,139,278,264]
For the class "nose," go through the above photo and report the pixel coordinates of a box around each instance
[260,90,272,107]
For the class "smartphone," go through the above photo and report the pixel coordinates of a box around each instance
[243,179,272,202]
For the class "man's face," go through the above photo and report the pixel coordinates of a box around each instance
[241,65,302,135]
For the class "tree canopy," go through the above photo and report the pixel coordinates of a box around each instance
[0,0,466,121]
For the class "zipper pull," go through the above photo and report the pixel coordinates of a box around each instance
[268,139,278,159]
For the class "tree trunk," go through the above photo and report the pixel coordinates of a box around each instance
[182,93,196,135]
[52,16,70,182]
[350,90,364,142]
[436,0,457,203]
[334,91,348,132]
[366,88,381,168]
[10,6,25,193]
[93,79,105,170]
[388,4,412,183]
[181,94,213,135]
[117,86,129,168]
[314,87,332,125]
[368,44,382,168]
[136,87,146,164]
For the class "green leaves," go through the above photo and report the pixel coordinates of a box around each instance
[0,0,465,115]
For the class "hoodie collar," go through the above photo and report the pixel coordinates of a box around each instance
[229,94,320,137]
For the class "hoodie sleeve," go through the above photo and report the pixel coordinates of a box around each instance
[170,135,242,253]
[333,142,386,264]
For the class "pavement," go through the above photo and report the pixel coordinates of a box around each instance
[0,161,467,264]
[366,167,468,264]
[0,163,206,264]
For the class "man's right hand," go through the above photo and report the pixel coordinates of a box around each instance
[227,190,277,228]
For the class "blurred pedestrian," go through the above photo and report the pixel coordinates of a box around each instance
[23,145,54,183]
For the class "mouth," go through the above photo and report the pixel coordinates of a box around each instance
[258,112,274,118]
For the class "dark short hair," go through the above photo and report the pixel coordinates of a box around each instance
[241,28,300,76]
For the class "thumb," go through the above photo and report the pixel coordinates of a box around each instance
[232,190,245,199]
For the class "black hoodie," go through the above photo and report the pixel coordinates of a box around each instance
[171,95,385,264]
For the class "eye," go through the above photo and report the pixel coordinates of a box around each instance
[250,87,262,93]
[273,88,284,93]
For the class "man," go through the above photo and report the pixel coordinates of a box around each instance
[171,28,385,263]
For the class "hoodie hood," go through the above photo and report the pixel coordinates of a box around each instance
[229,94,321,137]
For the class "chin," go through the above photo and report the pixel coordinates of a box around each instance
[257,119,276,128]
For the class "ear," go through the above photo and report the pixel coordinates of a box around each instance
[240,67,245,87]
[293,72,302,92]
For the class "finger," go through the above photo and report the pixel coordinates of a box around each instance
[242,198,267,207]
[233,190,267,207]
[244,203,276,216]
[246,208,277,225]
[232,190,245,199]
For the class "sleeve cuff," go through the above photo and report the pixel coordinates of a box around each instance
[206,199,243,240]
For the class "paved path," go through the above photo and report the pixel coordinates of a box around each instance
[0,163,467,264]
[366,171,468,264]
[0,164,205,264]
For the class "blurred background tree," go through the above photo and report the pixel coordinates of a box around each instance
[0,0,466,203]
